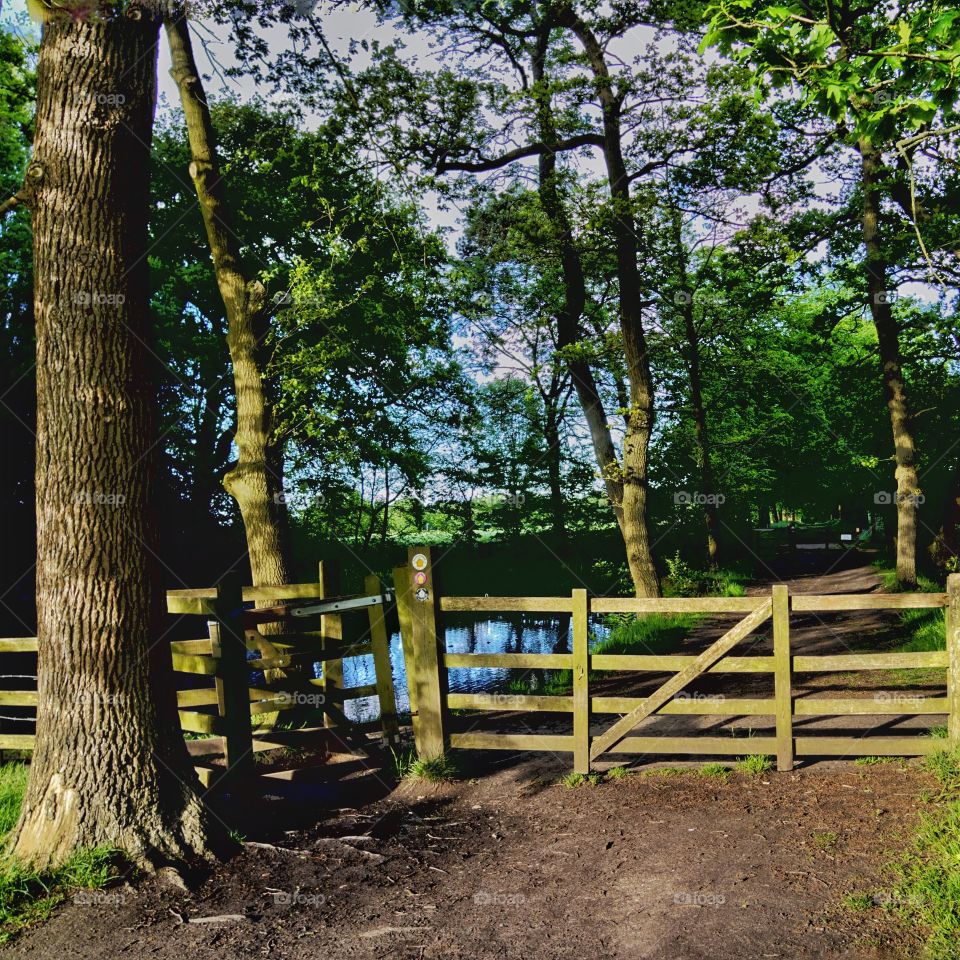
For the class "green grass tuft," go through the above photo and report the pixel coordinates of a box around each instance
[813,831,839,850]
[843,892,875,912]
[930,726,948,740]
[562,772,586,789]
[606,766,631,780]
[0,766,29,838]
[699,763,731,781]
[735,755,772,776]
[855,756,903,766]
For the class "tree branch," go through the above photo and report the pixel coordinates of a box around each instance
[436,134,605,173]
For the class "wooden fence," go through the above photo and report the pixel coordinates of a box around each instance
[397,548,959,774]
[0,562,400,787]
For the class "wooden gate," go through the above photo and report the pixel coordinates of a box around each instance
[397,547,958,773]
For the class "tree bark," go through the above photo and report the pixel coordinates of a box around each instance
[860,140,919,587]
[166,11,293,589]
[670,208,721,566]
[557,8,660,596]
[10,8,224,870]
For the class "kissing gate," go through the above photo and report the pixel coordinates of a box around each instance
[397,548,960,774]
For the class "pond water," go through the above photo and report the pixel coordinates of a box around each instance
[333,616,612,724]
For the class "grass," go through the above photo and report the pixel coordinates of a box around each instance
[813,831,839,850]
[735,755,772,776]
[562,771,586,789]
[0,763,121,943]
[389,748,459,783]
[855,756,904,766]
[887,748,960,958]
[930,726,948,740]
[843,892,875,912]
[640,766,684,778]
[873,565,946,653]
[606,766,631,780]
[699,762,732,781]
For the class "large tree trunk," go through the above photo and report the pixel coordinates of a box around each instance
[530,22,642,581]
[671,210,721,566]
[559,9,660,596]
[10,8,223,871]
[860,140,919,587]
[166,11,293,589]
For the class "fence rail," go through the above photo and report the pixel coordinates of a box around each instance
[397,548,959,774]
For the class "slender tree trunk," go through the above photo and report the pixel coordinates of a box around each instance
[671,210,721,566]
[929,459,960,571]
[10,8,223,870]
[166,11,293,588]
[542,383,567,536]
[860,140,919,587]
[558,10,660,596]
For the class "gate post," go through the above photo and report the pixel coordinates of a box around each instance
[772,583,793,772]
[393,565,418,718]
[365,574,400,746]
[213,575,254,779]
[947,574,960,745]
[318,560,343,729]
[572,589,590,774]
[406,546,447,759]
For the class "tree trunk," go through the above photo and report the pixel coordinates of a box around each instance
[929,458,960,571]
[10,8,224,871]
[166,11,293,589]
[542,387,567,536]
[559,9,660,596]
[860,140,919,587]
[671,209,721,566]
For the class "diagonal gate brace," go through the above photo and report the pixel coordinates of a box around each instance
[590,598,773,761]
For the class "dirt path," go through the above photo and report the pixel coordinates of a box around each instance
[8,552,943,959]
[8,762,931,960]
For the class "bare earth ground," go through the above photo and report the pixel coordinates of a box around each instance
[7,553,944,959]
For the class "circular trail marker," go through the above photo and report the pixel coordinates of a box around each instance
[411,553,428,572]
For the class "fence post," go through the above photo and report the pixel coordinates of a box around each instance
[406,546,446,759]
[947,574,960,746]
[393,565,418,719]
[213,575,254,779]
[318,560,343,729]
[365,573,400,746]
[772,583,793,772]
[572,589,590,774]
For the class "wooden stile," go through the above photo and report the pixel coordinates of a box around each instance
[393,565,418,716]
[948,574,960,746]
[318,560,344,730]
[212,577,254,778]
[365,574,399,745]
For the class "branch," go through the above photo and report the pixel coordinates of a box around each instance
[436,134,604,173]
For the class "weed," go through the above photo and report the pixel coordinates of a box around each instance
[930,726,948,740]
[606,766,631,780]
[843,892,874,912]
[813,831,839,850]
[735,755,772,776]
[855,756,902,766]
[699,763,731,781]
[562,772,586,789]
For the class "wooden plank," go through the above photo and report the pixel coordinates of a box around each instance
[242,582,324,602]
[772,584,793,772]
[170,639,214,656]
[178,710,225,735]
[591,597,766,614]
[793,652,948,671]
[590,654,774,673]
[948,574,960,745]
[440,596,574,613]
[0,691,38,706]
[590,599,773,761]
[176,688,218,708]
[608,736,779,755]
[591,696,775,716]
[449,732,574,752]
[447,693,575,712]
[319,561,343,731]
[792,593,947,611]
[394,565,418,716]
[572,588,590,774]
[366,574,399,745]
[794,697,949,716]
[166,596,217,616]
[444,652,574,670]
[248,643,372,669]
[213,578,255,776]
[171,654,219,676]
[329,683,379,701]
[408,547,447,758]
[167,587,217,600]
[794,736,939,757]
[0,734,35,749]
[0,638,38,652]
